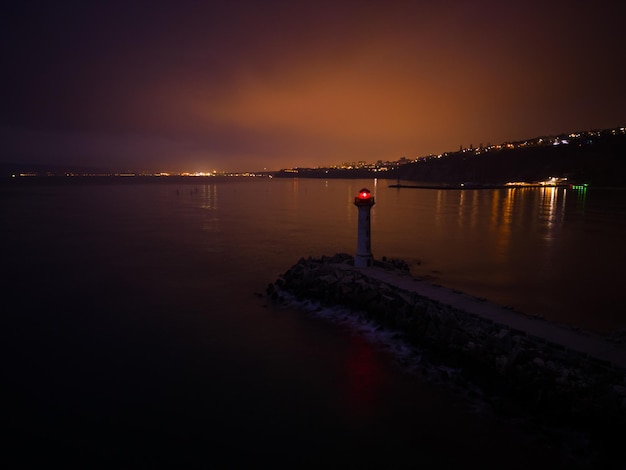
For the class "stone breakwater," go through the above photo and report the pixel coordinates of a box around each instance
[267,254,626,460]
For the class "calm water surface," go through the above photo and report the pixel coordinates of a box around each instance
[3,177,625,467]
[377,181,626,335]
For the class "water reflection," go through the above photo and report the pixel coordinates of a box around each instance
[199,184,219,234]
[573,185,588,214]
[343,335,384,420]
[538,187,566,242]
[434,189,447,230]
[457,190,479,230]
[492,189,513,260]
[200,183,218,210]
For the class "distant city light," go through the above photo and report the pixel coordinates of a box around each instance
[7,126,624,178]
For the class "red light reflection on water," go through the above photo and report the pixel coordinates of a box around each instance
[342,334,386,420]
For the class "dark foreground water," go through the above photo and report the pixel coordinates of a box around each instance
[3,177,625,467]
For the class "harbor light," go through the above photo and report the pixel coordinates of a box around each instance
[353,188,375,268]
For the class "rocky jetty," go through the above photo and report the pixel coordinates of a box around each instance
[268,254,626,465]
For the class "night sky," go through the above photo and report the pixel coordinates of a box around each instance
[2,0,625,173]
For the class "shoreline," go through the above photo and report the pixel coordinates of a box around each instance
[388,183,571,190]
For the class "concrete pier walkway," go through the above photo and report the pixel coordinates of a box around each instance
[354,265,626,371]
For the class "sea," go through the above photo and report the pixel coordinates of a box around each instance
[3,176,626,468]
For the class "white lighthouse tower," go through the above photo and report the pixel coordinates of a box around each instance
[354,188,375,268]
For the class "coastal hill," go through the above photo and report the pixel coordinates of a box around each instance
[275,127,626,187]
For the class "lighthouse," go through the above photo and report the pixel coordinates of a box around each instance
[354,188,375,268]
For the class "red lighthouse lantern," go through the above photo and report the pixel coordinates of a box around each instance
[354,188,374,205]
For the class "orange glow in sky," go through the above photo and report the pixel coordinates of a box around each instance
[2,0,625,172]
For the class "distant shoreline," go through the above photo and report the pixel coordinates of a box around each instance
[388,183,571,190]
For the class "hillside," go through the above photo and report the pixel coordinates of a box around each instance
[396,130,626,186]
[274,128,626,187]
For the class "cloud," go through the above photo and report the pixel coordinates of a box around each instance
[2,0,625,171]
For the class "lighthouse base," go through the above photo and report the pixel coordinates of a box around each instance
[354,253,374,268]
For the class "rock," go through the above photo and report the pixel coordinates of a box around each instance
[495,355,508,374]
